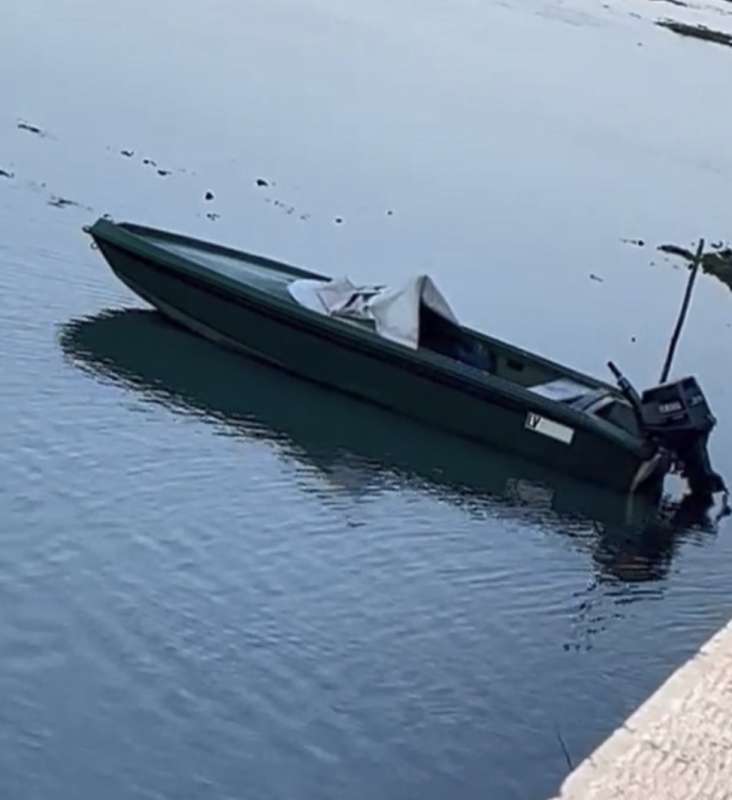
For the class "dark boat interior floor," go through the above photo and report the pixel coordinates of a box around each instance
[145,234,296,294]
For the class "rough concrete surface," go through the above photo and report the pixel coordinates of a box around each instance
[551,621,732,800]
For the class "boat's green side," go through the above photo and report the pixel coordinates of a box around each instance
[88,219,653,491]
[110,222,619,395]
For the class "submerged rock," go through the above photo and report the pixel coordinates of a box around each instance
[658,244,694,259]
[658,243,732,292]
[656,19,732,47]
[48,195,77,208]
[206,212,220,221]
[17,121,45,136]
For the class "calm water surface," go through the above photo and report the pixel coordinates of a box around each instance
[2,1,732,798]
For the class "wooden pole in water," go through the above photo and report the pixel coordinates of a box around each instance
[660,238,705,384]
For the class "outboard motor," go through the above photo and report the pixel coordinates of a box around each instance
[607,239,726,501]
[608,363,724,498]
[640,377,724,497]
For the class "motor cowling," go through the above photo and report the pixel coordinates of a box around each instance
[641,377,724,497]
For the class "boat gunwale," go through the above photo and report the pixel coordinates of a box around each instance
[87,218,647,457]
[119,221,328,281]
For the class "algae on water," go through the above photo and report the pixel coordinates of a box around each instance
[658,243,732,293]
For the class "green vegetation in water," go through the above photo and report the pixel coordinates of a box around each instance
[656,19,732,47]
[658,243,732,293]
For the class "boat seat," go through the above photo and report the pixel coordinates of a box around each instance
[528,378,593,403]
[569,388,616,415]
[530,379,620,419]
[575,390,640,436]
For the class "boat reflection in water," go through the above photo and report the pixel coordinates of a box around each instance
[60,308,719,586]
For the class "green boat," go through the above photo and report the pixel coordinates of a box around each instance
[86,218,724,496]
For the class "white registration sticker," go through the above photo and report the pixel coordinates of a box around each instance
[525,412,575,445]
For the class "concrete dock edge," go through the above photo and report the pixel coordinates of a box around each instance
[550,620,732,800]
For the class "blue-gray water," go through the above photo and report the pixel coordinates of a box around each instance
[2,1,732,798]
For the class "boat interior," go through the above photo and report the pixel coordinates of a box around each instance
[128,226,640,437]
[418,305,640,436]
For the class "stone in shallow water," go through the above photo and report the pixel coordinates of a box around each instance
[656,19,732,48]
[48,195,77,208]
[17,121,45,135]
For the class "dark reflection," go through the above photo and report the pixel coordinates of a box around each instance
[59,309,717,585]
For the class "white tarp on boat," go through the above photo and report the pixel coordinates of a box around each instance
[288,274,458,349]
